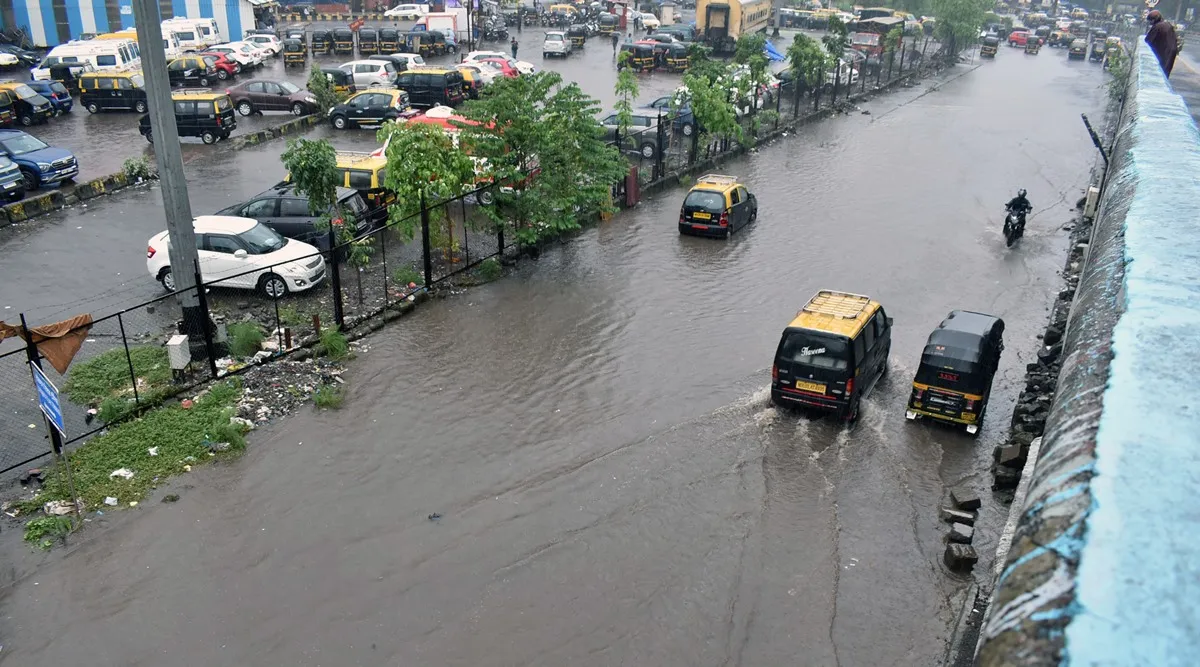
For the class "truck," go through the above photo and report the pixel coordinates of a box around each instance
[415,9,469,42]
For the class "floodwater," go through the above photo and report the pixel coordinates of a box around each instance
[0,41,1107,666]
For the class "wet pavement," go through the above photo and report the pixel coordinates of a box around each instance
[0,40,1107,667]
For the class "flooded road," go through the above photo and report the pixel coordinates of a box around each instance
[0,46,1107,666]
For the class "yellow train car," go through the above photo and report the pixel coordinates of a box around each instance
[696,0,772,54]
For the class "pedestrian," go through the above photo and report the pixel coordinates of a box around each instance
[511,36,519,59]
[1145,10,1178,77]
[611,31,619,52]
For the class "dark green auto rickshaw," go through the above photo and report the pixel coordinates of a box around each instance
[315,67,356,96]
[379,27,400,53]
[618,41,656,71]
[283,38,306,66]
[311,29,331,55]
[567,24,588,48]
[333,27,355,55]
[405,31,435,56]
[285,28,307,49]
[980,34,999,57]
[905,310,1005,436]
[358,27,379,55]
[662,42,689,72]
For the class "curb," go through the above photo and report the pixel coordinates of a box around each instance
[0,171,152,229]
[232,114,322,150]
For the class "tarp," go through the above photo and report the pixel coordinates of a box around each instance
[764,41,785,62]
[0,314,93,374]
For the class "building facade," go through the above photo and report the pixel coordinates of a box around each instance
[0,0,261,48]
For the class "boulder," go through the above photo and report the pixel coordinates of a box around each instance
[993,466,1021,489]
[940,508,977,525]
[948,523,975,544]
[944,543,978,571]
[950,487,982,510]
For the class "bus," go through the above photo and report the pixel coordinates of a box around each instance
[696,0,772,54]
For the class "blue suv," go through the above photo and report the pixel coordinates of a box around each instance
[0,129,78,191]
[642,94,698,137]
[25,80,73,115]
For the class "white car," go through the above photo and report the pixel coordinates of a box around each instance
[244,33,282,56]
[340,59,399,87]
[456,62,496,85]
[638,12,660,30]
[387,53,427,70]
[206,44,257,69]
[146,216,325,298]
[542,31,572,57]
[384,3,428,19]
[464,50,535,74]
[0,53,18,67]
[215,42,265,67]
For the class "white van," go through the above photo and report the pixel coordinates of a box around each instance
[31,38,141,80]
[97,29,183,59]
[162,18,222,50]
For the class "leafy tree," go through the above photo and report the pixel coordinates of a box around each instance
[614,51,640,142]
[680,69,742,147]
[459,71,626,244]
[733,32,770,131]
[933,0,989,58]
[305,68,341,119]
[823,15,851,59]
[376,122,477,251]
[786,33,831,111]
[686,43,727,84]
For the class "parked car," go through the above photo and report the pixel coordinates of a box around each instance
[328,88,412,129]
[0,155,26,202]
[464,51,535,74]
[167,56,215,87]
[367,53,420,73]
[201,50,243,74]
[542,31,572,57]
[599,109,667,159]
[384,3,429,19]
[1068,39,1087,58]
[1007,30,1033,47]
[637,12,661,30]
[0,129,78,190]
[643,94,696,136]
[206,43,261,69]
[25,80,73,115]
[0,83,52,126]
[199,53,238,80]
[215,184,373,250]
[394,68,465,107]
[226,80,317,116]
[0,44,39,67]
[139,90,236,145]
[475,57,519,77]
[146,216,326,298]
[80,71,147,113]
[244,33,283,56]
[339,59,399,88]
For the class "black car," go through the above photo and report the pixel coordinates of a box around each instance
[0,44,41,66]
[394,68,466,108]
[216,183,372,250]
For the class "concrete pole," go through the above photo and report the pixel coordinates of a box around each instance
[131,0,204,347]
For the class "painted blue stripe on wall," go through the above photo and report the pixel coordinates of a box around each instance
[198,0,212,19]
[171,0,185,19]
[64,0,84,37]
[119,0,134,28]
[92,0,108,32]
[39,1,58,43]
[224,0,240,43]
[12,1,31,39]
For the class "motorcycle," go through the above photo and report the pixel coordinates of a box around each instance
[1003,205,1028,247]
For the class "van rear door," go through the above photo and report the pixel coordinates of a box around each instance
[774,330,854,406]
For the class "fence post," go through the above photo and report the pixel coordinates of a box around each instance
[689,123,699,164]
[831,66,839,107]
[192,261,219,378]
[327,227,345,329]
[117,312,140,405]
[497,224,505,258]
[655,111,665,179]
[899,45,906,78]
[421,191,433,287]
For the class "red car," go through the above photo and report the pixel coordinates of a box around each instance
[479,58,519,78]
[1008,30,1036,47]
[199,52,240,79]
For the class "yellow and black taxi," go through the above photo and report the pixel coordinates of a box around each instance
[285,150,393,227]
[0,82,52,126]
[166,55,215,87]
[678,174,757,238]
[771,290,893,421]
[328,87,412,130]
[905,310,1004,435]
[80,71,147,113]
[139,90,236,145]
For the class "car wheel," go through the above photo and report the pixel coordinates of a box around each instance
[19,169,38,191]
[135,100,148,113]
[681,122,694,136]
[201,130,217,145]
[234,63,242,74]
[478,189,495,205]
[291,102,306,115]
[144,129,154,143]
[86,102,100,113]
[258,273,288,299]
[18,114,32,126]
[199,77,210,87]
[237,100,254,116]
[332,114,348,129]
[749,207,757,222]
[640,142,656,159]
[217,69,229,80]
[160,268,175,292]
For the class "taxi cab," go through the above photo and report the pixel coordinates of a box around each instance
[771,290,893,421]
[678,174,757,238]
[286,150,393,226]
[328,87,412,130]
[139,90,236,144]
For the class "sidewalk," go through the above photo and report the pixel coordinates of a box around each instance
[1169,52,1200,127]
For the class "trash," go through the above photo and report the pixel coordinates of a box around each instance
[129,501,138,507]
[109,468,135,480]
[428,513,442,521]
[182,465,192,472]
[181,399,194,409]
[203,440,231,452]
[18,468,43,485]
[162,494,180,503]
[230,416,256,430]
[148,446,159,456]
[104,497,118,506]
[44,500,81,515]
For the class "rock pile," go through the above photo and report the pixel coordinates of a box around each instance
[943,487,982,571]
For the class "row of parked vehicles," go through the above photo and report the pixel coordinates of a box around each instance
[303,27,458,58]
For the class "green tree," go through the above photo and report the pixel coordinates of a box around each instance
[686,42,727,84]
[376,122,477,253]
[933,0,989,58]
[680,69,742,148]
[733,32,770,131]
[305,68,340,119]
[823,15,851,59]
[614,51,640,142]
[460,71,626,244]
[786,33,831,112]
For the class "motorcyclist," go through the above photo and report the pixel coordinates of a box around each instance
[1006,189,1032,222]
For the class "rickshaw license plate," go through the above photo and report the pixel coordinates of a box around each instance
[692,211,711,220]
[795,380,825,394]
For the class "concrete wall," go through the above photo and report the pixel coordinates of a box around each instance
[976,44,1200,665]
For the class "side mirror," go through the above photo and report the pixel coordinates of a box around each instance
[233,249,248,259]
[887,317,894,327]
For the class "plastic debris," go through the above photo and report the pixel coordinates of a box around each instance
[181,399,194,409]
[104,497,118,506]
[428,513,442,521]
[109,468,135,480]
[44,500,81,515]
[182,465,192,472]
[148,446,159,456]
[129,501,138,507]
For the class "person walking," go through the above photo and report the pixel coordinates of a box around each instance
[511,36,519,59]
[611,30,619,53]
[1145,10,1178,77]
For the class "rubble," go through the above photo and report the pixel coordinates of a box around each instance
[43,500,82,516]
[944,543,979,571]
[948,523,975,544]
[941,508,977,525]
[950,488,982,511]
[236,358,345,425]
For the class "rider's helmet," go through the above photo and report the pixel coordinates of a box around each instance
[1018,188,1027,198]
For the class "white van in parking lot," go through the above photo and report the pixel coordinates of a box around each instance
[31,38,141,80]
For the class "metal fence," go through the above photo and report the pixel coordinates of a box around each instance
[0,49,940,476]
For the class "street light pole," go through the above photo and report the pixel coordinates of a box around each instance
[131,0,205,350]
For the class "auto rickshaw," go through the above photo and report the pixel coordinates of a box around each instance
[980,34,999,57]
[358,27,379,55]
[618,41,656,71]
[905,310,1005,436]
[285,28,307,49]
[427,30,451,55]
[1034,25,1051,42]
[1093,29,1108,44]
[1047,30,1065,47]
[405,31,435,56]
[1025,37,1040,54]
[597,13,620,35]
[661,42,689,72]
[1089,40,1106,61]
[311,29,332,55]
[333,27,355,55]
[315,67,357,96]
[567,23,588,48]
[379,27,400,54]
[283,38,306,66]
[49,62,92,96]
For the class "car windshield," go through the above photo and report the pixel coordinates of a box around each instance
[1,134,49,155]
[279,81,300,94]
[546,34,563,42]
[239,222,285,254]
[412,55,426,65]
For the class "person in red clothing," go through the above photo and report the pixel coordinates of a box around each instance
[1145,10,1178,77]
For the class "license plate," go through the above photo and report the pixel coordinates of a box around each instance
[691,211,711,220]
[795,380,825,394]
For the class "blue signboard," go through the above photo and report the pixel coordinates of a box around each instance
[30,363,65,437]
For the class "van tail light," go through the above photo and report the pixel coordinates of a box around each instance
[771,364,778,381]
[965,398,976,411]
[679,212,685,225]
[845,377,854,397]
[146,245,156,258]
[719,212,729,227]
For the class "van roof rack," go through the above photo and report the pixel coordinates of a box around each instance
[696,174,738,186]
[801,290,872,319]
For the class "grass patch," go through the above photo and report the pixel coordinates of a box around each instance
[24,516,73,550]
[33,380,246,510]
[98,395,137,423]
[393,266,422,287]
[477,257,502,282]
[276,305,311,328]
[64,346,171,406]
[319,329,349,360]
[227,321,265,358]
[312,384,344,409]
